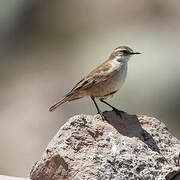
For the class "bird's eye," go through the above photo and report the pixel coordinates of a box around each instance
[122,50,129,54]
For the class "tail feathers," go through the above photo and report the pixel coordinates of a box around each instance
[49,93,84,112]
[49,97,68,112]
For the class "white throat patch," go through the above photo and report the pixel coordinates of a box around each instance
[115,55,130,63]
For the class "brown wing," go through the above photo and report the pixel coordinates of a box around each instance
[65,61,113,97]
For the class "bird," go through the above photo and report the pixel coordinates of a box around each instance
[49,46,141,116]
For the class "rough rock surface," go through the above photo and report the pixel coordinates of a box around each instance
[30,111,180,180]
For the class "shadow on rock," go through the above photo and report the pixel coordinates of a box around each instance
[103,110,160,153]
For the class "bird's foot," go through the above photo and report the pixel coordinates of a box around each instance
[97,111,107,121]
[112,108,125,118]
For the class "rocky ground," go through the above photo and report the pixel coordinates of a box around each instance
[29,111,180,180]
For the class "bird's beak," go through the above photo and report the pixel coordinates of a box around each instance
[131,52,141,55]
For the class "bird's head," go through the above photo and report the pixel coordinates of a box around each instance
[112,46,141,63]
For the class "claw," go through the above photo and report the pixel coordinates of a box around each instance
[97,111,108,121]
[113,108,124,118]
[98,111,105,120]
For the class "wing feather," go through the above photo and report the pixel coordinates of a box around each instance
[65,60,120,97]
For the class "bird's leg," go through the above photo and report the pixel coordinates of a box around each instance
[91,96,104,117]
[100,99,124,115]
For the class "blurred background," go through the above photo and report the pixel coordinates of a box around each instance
[0,0,180,177]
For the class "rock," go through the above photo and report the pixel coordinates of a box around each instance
[30,111,180,180]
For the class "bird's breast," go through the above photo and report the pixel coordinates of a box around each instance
[95,63,127,98]
[110,62,127,91]
[86,61,127,99]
